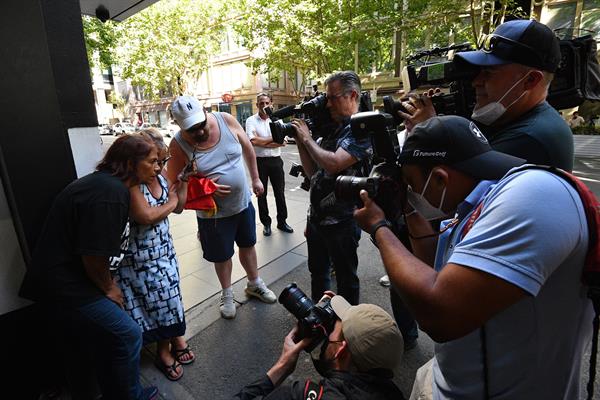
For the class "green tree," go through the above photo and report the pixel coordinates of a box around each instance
[115,0,227,99]
[82,15,120,70]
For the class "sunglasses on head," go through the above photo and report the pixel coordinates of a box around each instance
[477,33,543,67]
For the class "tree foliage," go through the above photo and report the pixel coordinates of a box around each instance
[115,0,227,99]
[82,0,533,97]
[82,16,119,70]
[230,0,480,83]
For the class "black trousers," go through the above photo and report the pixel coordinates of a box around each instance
[256,156,287,226]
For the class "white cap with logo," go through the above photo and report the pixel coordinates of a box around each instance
[171,95,206,130]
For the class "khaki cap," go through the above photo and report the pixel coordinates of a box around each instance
[330,295,403,372]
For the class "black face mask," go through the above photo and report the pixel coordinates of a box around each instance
[310,339,335,376]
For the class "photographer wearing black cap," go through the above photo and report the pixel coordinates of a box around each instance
[235,294,405,400]
[402,19,573,171]
[354,115,592,399]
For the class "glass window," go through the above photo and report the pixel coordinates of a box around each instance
[236,102,253,128]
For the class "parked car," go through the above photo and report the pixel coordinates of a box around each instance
[98,124,112,135]
[140,122,171,138]
[112,122,136,135]
[165,120,180,138]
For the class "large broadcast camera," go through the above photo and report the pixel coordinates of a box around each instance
[279,283,337,351]
[383,43,479,125]
[265,90,374,144]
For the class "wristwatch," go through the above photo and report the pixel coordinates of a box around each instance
[370,219,392,244]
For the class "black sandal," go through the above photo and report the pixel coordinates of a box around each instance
[172,345,196,365]
[154,359,184,381]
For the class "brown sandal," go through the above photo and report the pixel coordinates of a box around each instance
[172,345,196,365]
[155,358,184,381]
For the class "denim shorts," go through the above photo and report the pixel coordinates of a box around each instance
[196,202,257,263]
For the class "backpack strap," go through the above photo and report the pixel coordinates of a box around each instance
[462,164,600,400]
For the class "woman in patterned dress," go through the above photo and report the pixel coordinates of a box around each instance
[115,129,195,381]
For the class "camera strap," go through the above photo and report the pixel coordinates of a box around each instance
[303,380,324,400]
[462,164,600,400]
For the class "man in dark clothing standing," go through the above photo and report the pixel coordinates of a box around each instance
[235,295,405,400]
[291,71,372,305]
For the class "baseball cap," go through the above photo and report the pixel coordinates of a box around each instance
[398,116,525,180]
[171,95,206,130]
[455,19,561,72]
[330,295,403,372]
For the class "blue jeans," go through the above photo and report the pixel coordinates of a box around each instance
[73,296,143,400]
[306,219,361,305]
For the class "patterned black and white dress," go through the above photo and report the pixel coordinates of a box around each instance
[115,174,185,343]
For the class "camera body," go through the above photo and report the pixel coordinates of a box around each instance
[335,111,405,221]
[383,44,479,125]
[266,91,373,144]
[279,283,337,351]
[265,94,336,145]
[289,162,311,191]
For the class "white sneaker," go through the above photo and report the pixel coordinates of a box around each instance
[379,274,390,287]
[220,289,236,319]
[245,278,277,303]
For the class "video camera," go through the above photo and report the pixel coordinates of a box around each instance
[279,283,337,352]
[383,43,479,125]
[265,91,374,144]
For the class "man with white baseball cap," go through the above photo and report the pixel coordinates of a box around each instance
[165,95,277,320]
[235,293,406,399]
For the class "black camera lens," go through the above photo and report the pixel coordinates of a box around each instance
[279,283,315,320]
[335,176,378,202]
[270,120,296,144]
[300,94,327,113]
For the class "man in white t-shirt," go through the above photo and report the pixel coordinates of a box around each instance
[245,93,293,236]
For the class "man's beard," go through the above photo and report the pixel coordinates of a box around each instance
[194,132,209,143]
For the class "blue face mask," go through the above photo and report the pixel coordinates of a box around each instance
[406,171,448,221]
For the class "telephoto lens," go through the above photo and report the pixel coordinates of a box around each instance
[279,283,337,351]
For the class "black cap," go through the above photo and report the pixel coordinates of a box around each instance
[399,116,525,180]
[455,20,561,73]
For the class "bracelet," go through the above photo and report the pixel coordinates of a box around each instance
[370,219,392,244]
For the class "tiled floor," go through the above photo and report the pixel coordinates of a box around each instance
[170,193,310,311]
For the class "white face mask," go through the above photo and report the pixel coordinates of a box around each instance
[471,72,531,125]
[406,171,448,221]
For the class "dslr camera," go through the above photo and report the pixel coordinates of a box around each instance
[383,43,479,125]
[279,283,337,351]
[335,111,404,221]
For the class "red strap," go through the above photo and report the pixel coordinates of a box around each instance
[461,201,485,239]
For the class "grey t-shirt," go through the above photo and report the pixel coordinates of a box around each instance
[175,112,251,218]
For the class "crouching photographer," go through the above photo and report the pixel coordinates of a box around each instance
[290,71,373,306]
[354,115,593,399]
[235,285,405,400]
